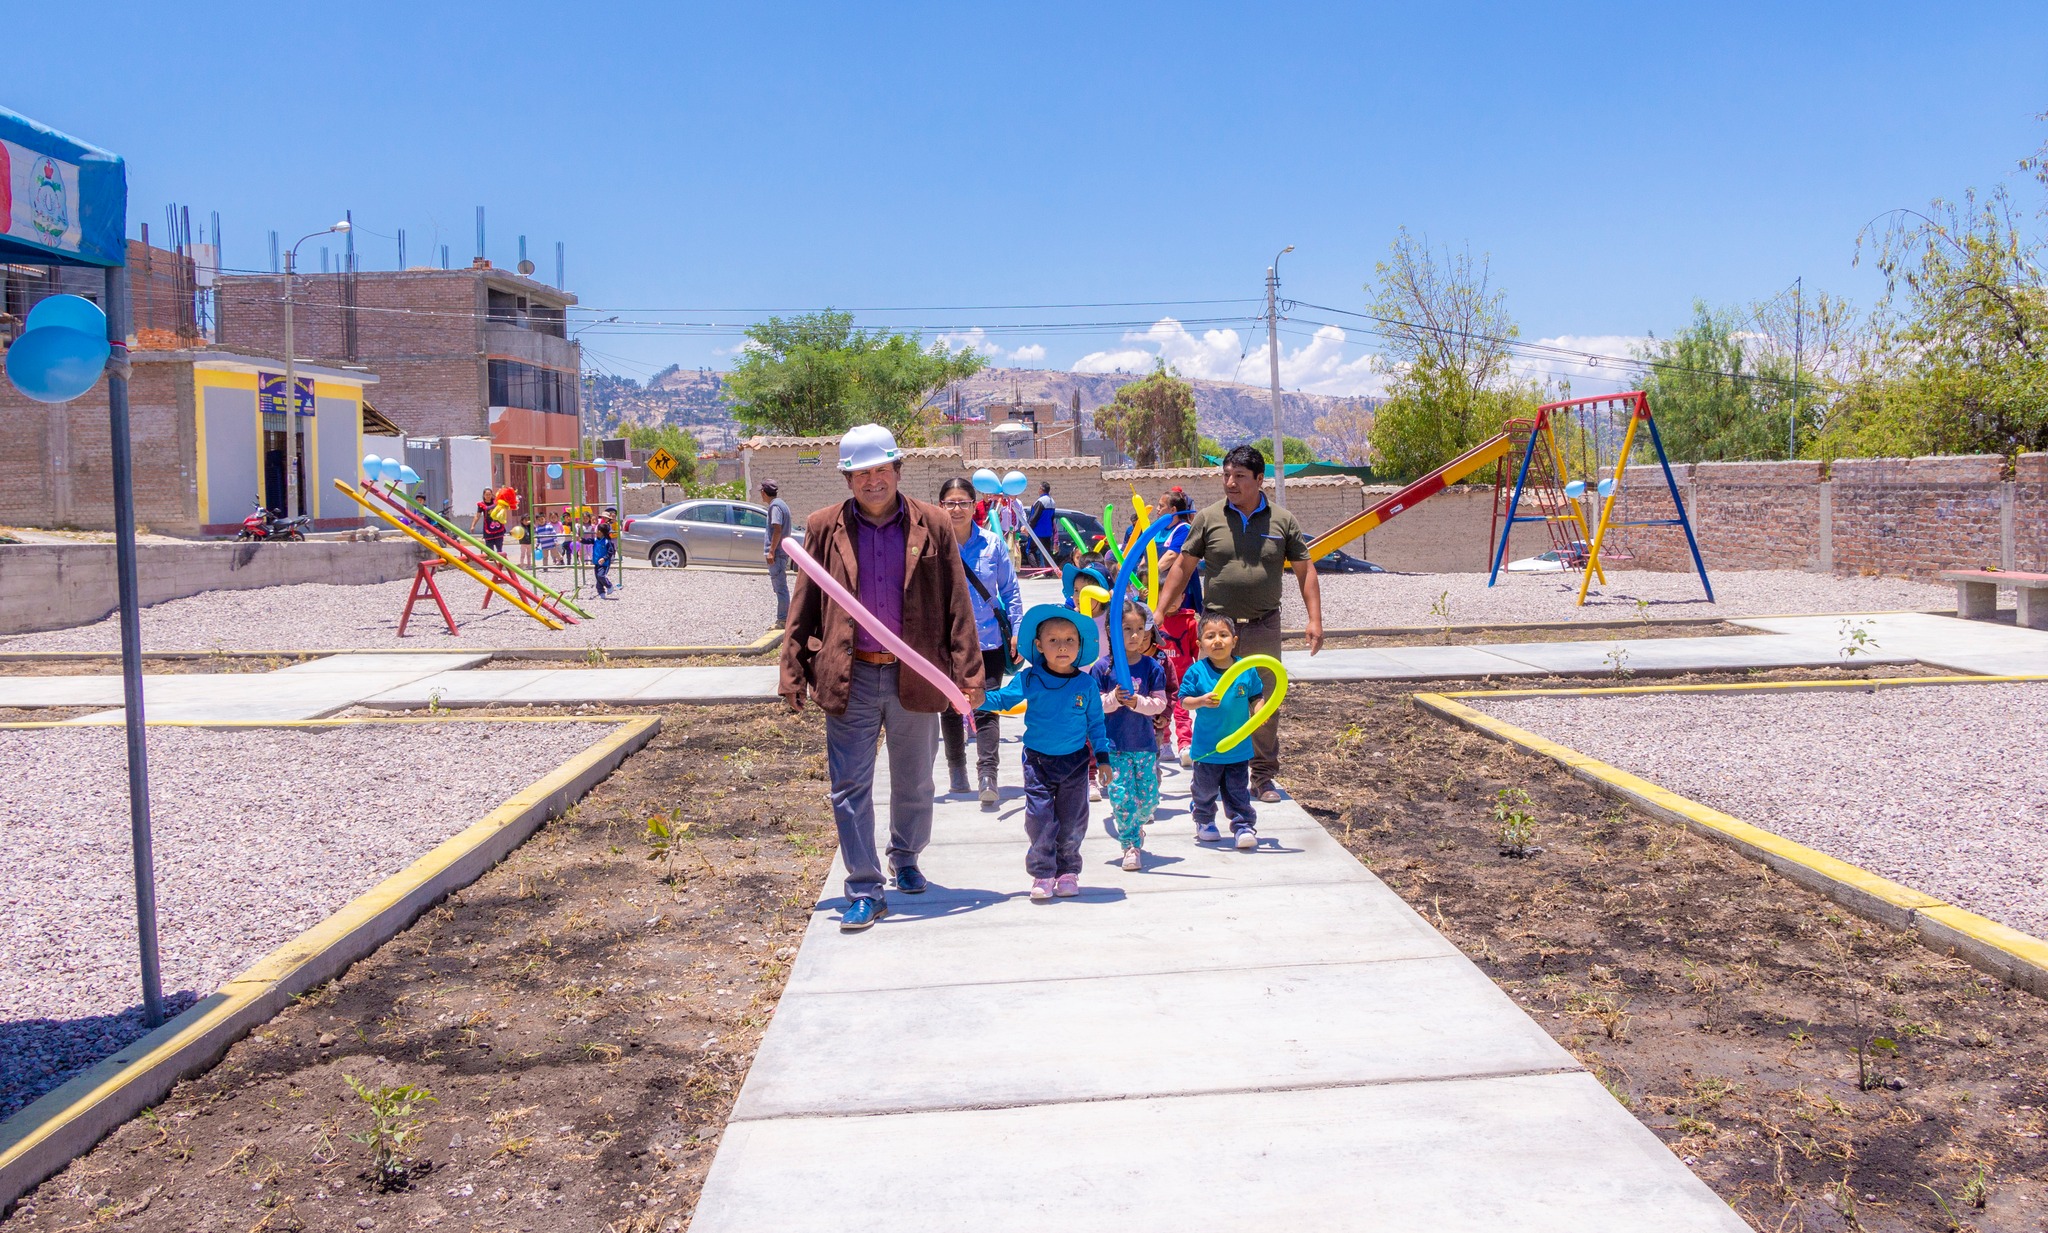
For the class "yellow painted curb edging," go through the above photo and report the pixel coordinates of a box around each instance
[1413,687,2048,1000]
[0,714,661,1213]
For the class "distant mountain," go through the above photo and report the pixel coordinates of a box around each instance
[588,365,1377,452]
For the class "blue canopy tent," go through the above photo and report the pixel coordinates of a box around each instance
[0,107,165,1027]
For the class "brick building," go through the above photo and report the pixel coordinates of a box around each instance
[214,262,580,504]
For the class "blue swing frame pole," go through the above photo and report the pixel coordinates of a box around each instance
[1642,410,1714,603]
[1486,413,1544,587]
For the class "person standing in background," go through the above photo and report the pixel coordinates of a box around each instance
[762,478,793,628]
[936,476,1022,806]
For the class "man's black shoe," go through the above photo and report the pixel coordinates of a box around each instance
[839,896,888,932]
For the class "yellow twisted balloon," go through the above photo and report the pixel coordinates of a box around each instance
[1209,653,1288,754]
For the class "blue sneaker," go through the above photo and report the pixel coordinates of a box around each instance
[892,865,927,895]
[839,896,888,932]
[1195,823,1223,843]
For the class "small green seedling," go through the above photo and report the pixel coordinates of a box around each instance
[1838,618,1878,663]
[343,1074,436,1190]
[1427,590,1454,642]
[1604,645,1632,681]
[1492,787,1539,857]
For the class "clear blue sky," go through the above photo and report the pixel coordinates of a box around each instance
[12,1,2047,394]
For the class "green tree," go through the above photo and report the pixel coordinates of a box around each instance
[1363,229,1545,482]
[1281,435,1317,463]
[1634,302,1797,462]
[723,310,988,443]
[1819,178,2048,457]
[616,423,700,483]
[1094,362,1199,467]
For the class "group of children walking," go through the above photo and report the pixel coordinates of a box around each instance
[981,597,1265,902]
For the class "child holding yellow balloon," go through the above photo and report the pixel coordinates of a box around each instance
[1180,613,1267,850]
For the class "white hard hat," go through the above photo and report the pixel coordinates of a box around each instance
[838,423,901,472]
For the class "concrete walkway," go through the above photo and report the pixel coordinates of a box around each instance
[5,614,2044,719]
[686,739,1746,1231]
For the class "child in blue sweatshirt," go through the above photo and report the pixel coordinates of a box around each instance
[1091,601,1169,871]
[1179,612,1264,850]
[982,604,1114,901]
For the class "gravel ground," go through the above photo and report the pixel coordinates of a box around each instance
[1472,683,2048,939]
[0,565,779,653]
[0,721,617,1120]
[1284,569,1952,630]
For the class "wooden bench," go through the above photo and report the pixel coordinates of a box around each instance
[1938,569,2048,629]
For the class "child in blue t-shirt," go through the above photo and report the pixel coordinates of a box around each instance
[1091,601,1169,872]
[982,604,1114,902]
[1178,612,1264,850]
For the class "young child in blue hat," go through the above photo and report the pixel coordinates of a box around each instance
[981,604,1114,901]
[1179,612,1264,849]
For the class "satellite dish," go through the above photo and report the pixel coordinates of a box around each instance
[517,259,536,276]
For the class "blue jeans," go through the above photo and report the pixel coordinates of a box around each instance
[1022,748,1091,878]
[825,661,938,904]
[1191,760,1255,833]
[768,553,790,623]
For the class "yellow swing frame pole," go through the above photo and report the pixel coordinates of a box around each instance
[1574,410,1642,606]
[333,479,564,630]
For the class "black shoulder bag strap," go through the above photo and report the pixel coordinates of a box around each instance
[961,563,1020,668]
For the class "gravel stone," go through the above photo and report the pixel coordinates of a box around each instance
[1474,683,2048,938]
[0,567,778,653]
[0,721,616,1119]
[1284,569,1951,630]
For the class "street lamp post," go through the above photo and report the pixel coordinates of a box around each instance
[282,221,349,518]
[1267,244,1294,506]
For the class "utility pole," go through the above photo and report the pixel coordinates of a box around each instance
[1790,276,1802,461]
[1267,245,1293,505]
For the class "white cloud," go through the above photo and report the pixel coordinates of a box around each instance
[1072,317,1386,397]
[1514,334,1652,393]
[938,329,1047,364]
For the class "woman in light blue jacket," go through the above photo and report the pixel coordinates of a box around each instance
[938,476,1024,808]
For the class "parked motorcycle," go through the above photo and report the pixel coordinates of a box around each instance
[237,502,310,542]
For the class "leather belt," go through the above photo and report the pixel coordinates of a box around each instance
[853,650,898,665]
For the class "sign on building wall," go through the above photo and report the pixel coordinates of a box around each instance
[258,372,315,418]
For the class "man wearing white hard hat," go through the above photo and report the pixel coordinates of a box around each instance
[779,424,986,932]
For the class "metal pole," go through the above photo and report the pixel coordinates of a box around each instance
[1790,276,1803,461]
[105,264,165,1028]
[283,250,298,518]
[1267,264,1285,507]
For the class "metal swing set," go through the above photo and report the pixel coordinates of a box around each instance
[1486,390,1713,605]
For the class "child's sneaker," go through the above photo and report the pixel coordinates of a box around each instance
[1120,847,1142,872]
[1235,827,1259,851]
[1179,750,1194,769]
[1089,783,1102,802]
[1054,873,1080,897]
[1030,877,1056,902]
[1195,822,1222,843]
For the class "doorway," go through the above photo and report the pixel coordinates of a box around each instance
[262,427,305,517]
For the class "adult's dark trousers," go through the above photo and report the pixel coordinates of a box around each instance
[1229,608,1283,790]
[1021,747,1091,878]
[1191,759,1256,832]
[825,661,938,904]
[942,648,1009,784]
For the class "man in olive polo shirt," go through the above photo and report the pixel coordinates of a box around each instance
[1158,444,1324,802]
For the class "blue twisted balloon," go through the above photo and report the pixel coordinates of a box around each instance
[1107,512,1178,690]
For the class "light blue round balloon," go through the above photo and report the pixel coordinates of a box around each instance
[1001,470,1029,496]
[379,457,404,484]
[4,327,110,403]
[971,467,1001,494]
[25,294,108,340]
[362,454,384,478]
[1597,478,1616,498]
[546,463,563,480]
[399,465,420,484]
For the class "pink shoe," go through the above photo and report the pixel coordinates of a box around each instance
[1054,873,1080,897]
[1030,877,1056,902]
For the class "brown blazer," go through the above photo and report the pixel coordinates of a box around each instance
[778,495,985,716]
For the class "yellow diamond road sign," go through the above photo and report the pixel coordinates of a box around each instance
[646,447,681,482]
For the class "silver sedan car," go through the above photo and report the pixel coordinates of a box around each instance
[620,499,802,570]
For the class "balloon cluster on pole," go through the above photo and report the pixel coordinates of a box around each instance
[5,295,112,404]
[362,455,420,487]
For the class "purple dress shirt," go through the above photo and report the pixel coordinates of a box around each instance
[851,497,908,655]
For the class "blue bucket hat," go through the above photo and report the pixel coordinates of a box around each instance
[1016,603,1098,670]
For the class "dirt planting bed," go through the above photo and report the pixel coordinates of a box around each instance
[0,655,321,677]
[2,705,834,1233]
[1287,677,2048,1233]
